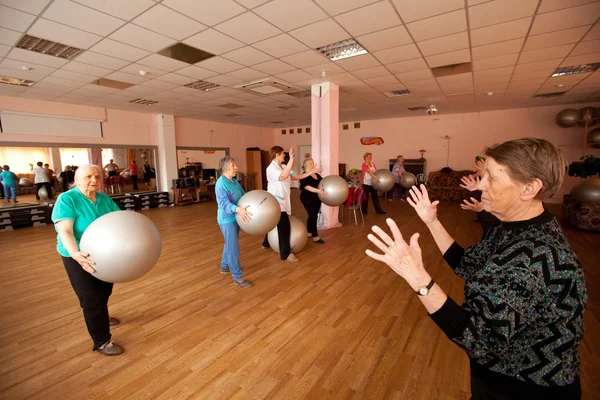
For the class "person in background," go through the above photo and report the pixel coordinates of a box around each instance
[143,161,155,186]
[299,158,325,244]
[0,162,4,200]
[366,138,586,399]
[361,152,386,214]
[30,161,52,200]
[0,165,19,204]
[52,164,123,356]
[388,155,406,201]
[104,159,119,177]
[60,166,76,192]
[215,156,252,288]
[128,160,139,191]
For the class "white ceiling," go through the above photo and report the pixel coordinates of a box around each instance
[0,0,599,127]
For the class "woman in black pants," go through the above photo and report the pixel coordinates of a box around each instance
[361,152,386,214]
[299,158,325,244]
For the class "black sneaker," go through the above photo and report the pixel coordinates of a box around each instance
[109,317,120,326]
[220,267,230,274]
[233,278,252,288]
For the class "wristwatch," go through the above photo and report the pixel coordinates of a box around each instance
[416,279,435,296]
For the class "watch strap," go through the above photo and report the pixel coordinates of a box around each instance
[416,278,435,296]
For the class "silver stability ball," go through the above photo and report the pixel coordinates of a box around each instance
[235,190,281,236]
[267,215,308,254]
[588,127,600,149]
[38,186,49,200]
[19,178,33,187]
[578,107,597,127]
[123,171,131,178]
[400,172,417,189]
[555,109,581,128]
[372,169,395,192]
[570,178,600,204]
[318,175,349,206]
[79,210,162,283]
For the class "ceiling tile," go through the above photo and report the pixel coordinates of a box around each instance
[132,4,206,40]
[335,2,401,37]
[436,72,472,84]
[162,0,245,26]
[63,61,113,77]
[561,52,600,66]
[222,46,273,66]
[327,72,360,84]
[539,0,599,13]
[72,0,155,20]
[426,49,470,68]
[183,29,244,55]
[41,75,86,88]
[417,32,469,56]
[289,19,349,48]
[252,59,295,75]
[274,69,313,83]
[0,27,23,46]
[0,0,51,14]
[584,24,600,40]
[109,23,175,52]
[7,47,69,68]
[253,34,308,58]
[0,58,56,75]
[387,58,429,74]
[355,26,412,52]
[472,39,524,60]
[395,69,434,82]
[0,43,9,57]
[90,39,151,62]
[119,63,167,78]
[313,0,379,15]
[372,43,422,64]
[154,72,194,85]
[474,66,515,79]
[214,12,281,44]
[335,53,381,71]
[197,57,244,73]
[352,65,389,79]
[362,74,399,86]
[523,26,590,51]
[204,75,244,86]
[0,5,36,32]
[570,38,600,55]
[104,71,149,84]
[29,18,102,49]
[226,67,267,81]
[0,66,47,81]
[513,58,562,74]
[302,62,345,76]
[254,0,327,31]
[75,51,131,70]
[472,53,518,71]
[406,10,467,42]
[51,69,97,83]
[470,18,532,47]
[519,44,575,64]
[235,0,271,8]
[468,0,538,29]
[137,53,190,72]
[391,0,464,23]
[42,0,125,36]
[140,79,179,90]
[530,2,600,35]
[175,65,219,79]
[281,50,329,68]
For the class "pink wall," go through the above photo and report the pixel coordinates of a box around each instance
[0,96,158,146]
[275,103,600,203]
[174,117,273,173]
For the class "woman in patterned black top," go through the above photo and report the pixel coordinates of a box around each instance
[299,158,325,244]
[366,138,586,399]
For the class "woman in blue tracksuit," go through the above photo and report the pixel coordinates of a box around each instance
[215,156,252,288]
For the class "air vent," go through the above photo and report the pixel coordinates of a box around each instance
[270,121,285,124]
[383,89,412,97]
[219,103,245,109]
[224,113,244,118]
[236,78,293,95]
[0,76,35,87]
[130,98,158,105]
[287,90,311,99]
[532,92,566,99]
[408,106,428,111]
[552,63,600,77]
[316,39,368,61]
[93,78,134,90]
[278,105,300,110]
[158,43,215,65]
[16,34,84,60]
[184,80,222,91]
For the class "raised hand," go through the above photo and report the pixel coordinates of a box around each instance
[461,197,484,212]
[313,166,323,174]
[289,147,295,159]
[407,184,439,224]
[460,175,480,191]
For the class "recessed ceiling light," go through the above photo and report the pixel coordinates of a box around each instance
[139,70,147,76]
[129,98,158,105]
[21,66,32,71]
[552,63,600,77]
[556,84,564,88]
[184,80,222,92]
[487,92,493,96]
[383,89,412,97]
[224,113,244,118]
[16,34,84,60]
[0,76,35,87]
[316,39,368,61]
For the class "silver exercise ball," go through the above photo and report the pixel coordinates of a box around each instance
[235,190,281,236]
[38,186,49,200]
[267,215,308,254]
[578,107,597,127]
[588,127,600,149]
[318,175,349,206]
[555,109,581,128]
[372,169,395,192]
[570,178,600,204]
[79,210,162,283]
[122,171,131,178]
[19,178,33,187]
[400,172,417,189]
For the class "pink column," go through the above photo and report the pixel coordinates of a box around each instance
[311,82,341,229]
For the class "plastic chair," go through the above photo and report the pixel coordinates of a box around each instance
[347,187,364,226]
[109,176,122,194]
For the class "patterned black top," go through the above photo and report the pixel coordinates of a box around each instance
[430,210,587,398]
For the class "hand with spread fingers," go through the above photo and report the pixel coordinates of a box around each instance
[460,175,480,191]
[461,197,484,212]
[407,184,439,225]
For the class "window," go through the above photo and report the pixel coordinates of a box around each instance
[0,146,48,174]
[60,148,90,169]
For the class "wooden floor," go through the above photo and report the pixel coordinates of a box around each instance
[0,191,598,400]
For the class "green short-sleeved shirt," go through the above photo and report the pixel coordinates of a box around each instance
[51,188,120,257]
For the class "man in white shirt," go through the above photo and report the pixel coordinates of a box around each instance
[104,159,119,177]
[30,161,52,200]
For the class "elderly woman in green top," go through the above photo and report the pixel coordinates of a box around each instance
[51,164,123,356]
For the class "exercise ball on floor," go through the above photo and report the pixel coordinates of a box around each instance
[19,178,33,187]
[578,107,597,127]
[318,175,349,206]
[372,169,395,192]
[588,127,600,149]
[555,109,581,128]
[122,171,131,178]
[267,215,308,254]
[79,211,162,283]
[400,172,417,189]
[38,186,49,200]
[235,190,280,235]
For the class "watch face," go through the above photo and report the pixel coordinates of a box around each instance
[419,287,428,296]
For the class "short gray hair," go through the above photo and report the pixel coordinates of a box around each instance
[218,156,235,174]
[75,164,102,179]
[302,158,313,173]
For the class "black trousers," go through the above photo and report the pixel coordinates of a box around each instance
[108,171,117,177]
[62,256,113,350]
[0,182,3,198]
[301,196,321,237]
[361,184,383,213]
[35,182,53,199]
[262,212,291,260]
[131,175,139,190]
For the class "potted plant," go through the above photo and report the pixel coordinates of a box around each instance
[567,155,600,203]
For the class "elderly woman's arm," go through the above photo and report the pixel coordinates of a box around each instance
[55,220,96,273]
[215,181,250,222]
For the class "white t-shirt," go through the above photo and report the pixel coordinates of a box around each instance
[362,162,376,185]
[32,166,49,183]
[266,161,294,215]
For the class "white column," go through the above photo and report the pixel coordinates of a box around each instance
[48,147,62,172]
[156,114,178,199]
